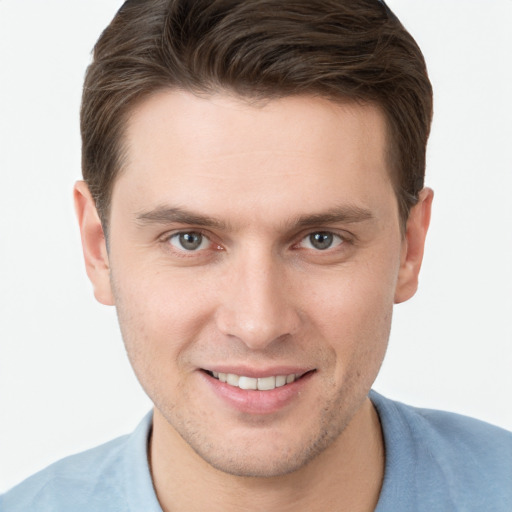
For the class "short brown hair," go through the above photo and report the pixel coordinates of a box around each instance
[81,0,433,228]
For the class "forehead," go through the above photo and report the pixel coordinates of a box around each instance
[113,90,396,227]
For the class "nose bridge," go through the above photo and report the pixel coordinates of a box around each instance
[216,245,300,349]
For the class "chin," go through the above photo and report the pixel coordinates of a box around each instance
[179,416,349,479]
[194,446,316,478]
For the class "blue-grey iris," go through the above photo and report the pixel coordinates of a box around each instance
[310,232,334,250]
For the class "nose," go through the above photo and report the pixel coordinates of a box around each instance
[215,251,301,350]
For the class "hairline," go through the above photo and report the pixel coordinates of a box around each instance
[96,86,409,245]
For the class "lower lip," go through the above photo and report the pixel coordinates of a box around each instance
[200,371,314,415]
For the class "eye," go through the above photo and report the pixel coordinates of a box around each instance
[169,232,211,251]
[299,231,343,251]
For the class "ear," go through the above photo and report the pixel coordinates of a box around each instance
[74,181,114,306]
[394,187,434,304]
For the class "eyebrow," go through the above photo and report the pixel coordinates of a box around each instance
[292,205,374,228]
[135,206,229,230]
[135,204,373,231]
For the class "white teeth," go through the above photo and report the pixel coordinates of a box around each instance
[211,371,302,390]
[238,376,258,390]
[286,374,296,384]
[275,375,287,388]
[257,376,276,391]
[226,373,240,386]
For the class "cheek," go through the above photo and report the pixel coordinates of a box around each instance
[114,261,210,331]
[320,288,393,372]
[304,254,398,378]
[308,256,397,330]
[111,275,205,415]
[110,265,214,383]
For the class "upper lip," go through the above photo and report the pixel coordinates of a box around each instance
[201,366,314,378]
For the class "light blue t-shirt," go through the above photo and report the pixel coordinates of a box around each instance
[2,391,511,511]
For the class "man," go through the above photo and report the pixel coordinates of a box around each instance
[1,0,511,511]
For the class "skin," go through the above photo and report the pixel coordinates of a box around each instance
[75,91,432,511]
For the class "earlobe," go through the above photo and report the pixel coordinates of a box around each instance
[394,188,433,304]
[74,181,115,306]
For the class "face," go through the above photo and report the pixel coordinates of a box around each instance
[76,91,431,478]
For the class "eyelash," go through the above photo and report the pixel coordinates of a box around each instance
[161,230,221,258]
[296,232,345,251]
[160,229,351,256]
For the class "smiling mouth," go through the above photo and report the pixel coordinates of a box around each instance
[204,370,313,391]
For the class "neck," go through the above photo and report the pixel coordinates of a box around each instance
[150,398,384,512]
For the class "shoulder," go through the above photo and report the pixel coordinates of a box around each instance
[0,435,130,512]
[375,391,512,464]
[371,391,512,511]
[0,412,157,512]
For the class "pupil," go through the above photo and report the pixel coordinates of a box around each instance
[180,232,202,250]
[310,232,333,250]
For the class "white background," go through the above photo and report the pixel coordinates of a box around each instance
[1,0,511,493]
